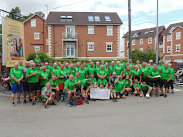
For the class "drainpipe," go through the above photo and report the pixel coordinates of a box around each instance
[53,25,55,59]
[43,20,44,52]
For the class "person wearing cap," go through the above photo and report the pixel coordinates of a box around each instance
[168,63,175,94]
[159,63,172,98]
[149,60,154,70]
[26,63,39,105]
[34,55,41,65]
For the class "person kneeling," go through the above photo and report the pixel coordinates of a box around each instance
[42,82,56,109]
[140,82,152,99]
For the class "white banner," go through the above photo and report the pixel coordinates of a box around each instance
[90,88,110,99]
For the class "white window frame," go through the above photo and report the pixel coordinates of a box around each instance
[132,39,135,45]
[176,44,181,52]
[159,44,163,48]
[176,32,181,40]
[88,26,94,34]
[107,26,113,36]
[167,46,171,53]
[34,46,40,52]
[87,42,94,51]
[140,38,143,45]
[127,41,129,46]
[167,35,171,42]
[139,48,143,52]
[34,32,40,40]
[31,19,36,27]
[106,42,113,52]
[148,37,152,44]
[46,39,49,45]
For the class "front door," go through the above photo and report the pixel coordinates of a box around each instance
[66,44,75,57]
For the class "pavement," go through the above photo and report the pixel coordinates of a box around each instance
[0,87,183,137]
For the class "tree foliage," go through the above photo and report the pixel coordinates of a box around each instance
[5,6,45,22]
[132,49,158,63]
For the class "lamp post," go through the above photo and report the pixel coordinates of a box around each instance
[155,0,159,63]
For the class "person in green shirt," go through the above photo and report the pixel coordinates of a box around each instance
[135,60,142,69]
[73,72,81,92]
[160,63,172,98]
[123,66,132,79]
[140,62,150,84]
[133,66,141,82]
[95,61,101,80]
[48,61,54,72]
[114,61,123,76]
[158,61,164,71]
[128,59,133,68]
[57,64,67,91]
[10,62,24,107]
[88,62,95,76]
[18,60,25,69]
[51,63,60,77]
[105,63,110,81]
[140,82,152,99]
[64,63,71,77]
[168,63,175,94]
[120,58,126,70]
[79,64,86,80]
[97,65,107,80]
[114,75,125,99]
[148,64,160,97]
[70,64,76,76]
[39,66,49,90]
[34,55,41,65]
[133,79,140,96]
[124,75,133,96]
[49,75,59,99]
[97,78,108,88]
[109,61,116,77]
[74,62,81,72]
[26,63,39,105]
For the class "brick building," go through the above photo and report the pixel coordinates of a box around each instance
[162,22,183,63]
[24,13,48,58]
[122,26,165,59]
[45,12,123,59]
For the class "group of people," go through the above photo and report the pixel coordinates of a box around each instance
[10,55,175,108]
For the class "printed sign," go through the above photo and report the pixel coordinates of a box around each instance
[90,88,110,99]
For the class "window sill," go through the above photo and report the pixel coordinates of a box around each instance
[107,35,113,36]
[175,51,180,52]
[87,50,94,51]
[106,51,113,53]
[88,33,94,35]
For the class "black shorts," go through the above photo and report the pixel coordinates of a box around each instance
[168,80,174,89]
[142,89,148,95]
[29,83,40,92]
[160,79,168,88]
[149,80,159,87]
[142,77,149,85]
[40,85,45,91]
[23,82,29,92]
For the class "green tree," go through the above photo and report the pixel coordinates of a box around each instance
[132,49,158,63]
[0,24,2,34]
[36,11,45,18]
[6,7,24,21]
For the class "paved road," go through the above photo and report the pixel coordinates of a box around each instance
[0,90,183,137]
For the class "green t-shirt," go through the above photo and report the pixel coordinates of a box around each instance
[64,67,71,75]
[148,69,160,81]
[78,69,86,80]
[41,87,52,92]
[170,68,175,80]
[95,66,101,74]
[46,68,51,78]
[70,68,75,76]
[63,79,74,91]
[26,68,39,83]
[130,69,136,76]
[140,66,149,78]
[109,65,115,74]
[74,67,80,72]
[114,79,125,92]
[88,66,95,75]
[18,65,25,69]
[124,80,132,88]
[97,79,108,87]
[133,83,140,88]
[158,65,164,71]
[80,79,87,86]
[129,63,133,68]
[89,78,97,86]
[48,66,54,72]
[10,68,23,83]
[73,77,81,88]
[140,85,150,91]
[98,69,106,79]
[51,67,60,76]
[160,67,171,80]
[39,71,49,86]
[57,69,67,83]
[105,67,110,79]
[49,79,59,88]
[114,65,122,76]
[120,62,126,68]
[123,70,130,77]
[34,58,41,65]
[133,69,140,77]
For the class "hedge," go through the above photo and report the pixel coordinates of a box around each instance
[27,52,127,63]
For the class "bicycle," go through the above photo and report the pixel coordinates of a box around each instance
[0,71,12,90]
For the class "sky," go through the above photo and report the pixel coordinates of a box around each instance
[1,0,183,50]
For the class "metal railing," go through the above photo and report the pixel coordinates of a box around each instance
[62,32,78,40]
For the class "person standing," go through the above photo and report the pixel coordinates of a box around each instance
[10,62,24,107]
[18,60,25,69]
[168,63,175,94]
[34,55,41,65]
[21,61,30,103]
[26,63,39,105]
